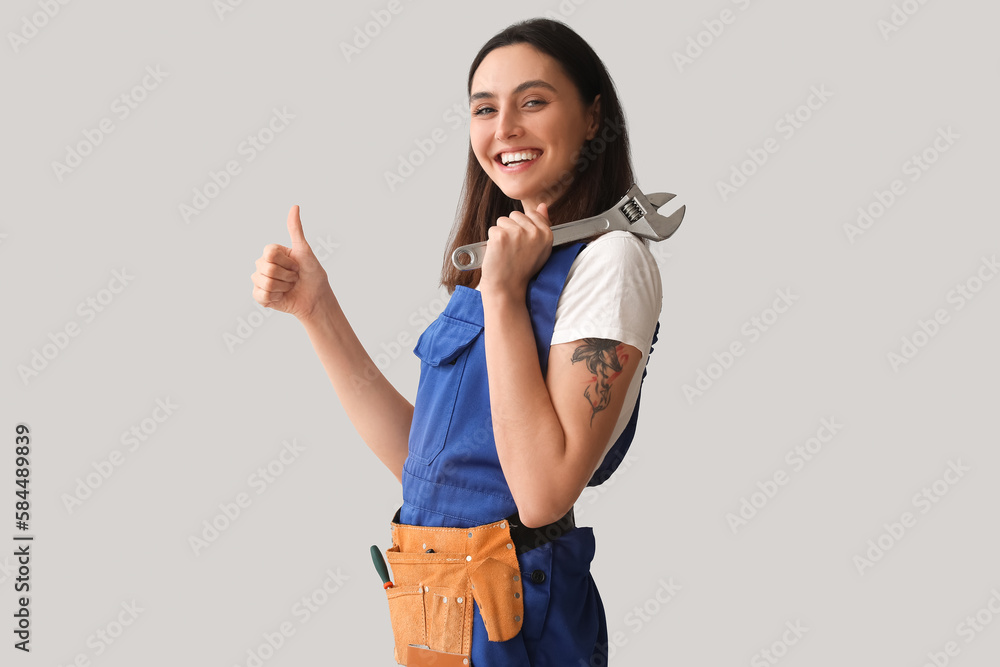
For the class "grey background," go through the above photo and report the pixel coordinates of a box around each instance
[2,0,998,665]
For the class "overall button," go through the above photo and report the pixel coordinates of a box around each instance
[530,569,546,584]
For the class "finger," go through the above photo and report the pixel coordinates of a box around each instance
[253,286,283,306]
[252,270,296,293]
[505,211,535,231]
[263,243,299,271]
[522,203,551,230]
[287,205,310,252]
[256,256,298,282]
[509,210,550,239]
[535,202,550,225]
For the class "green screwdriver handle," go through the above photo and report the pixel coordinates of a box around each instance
[370,545,394,589]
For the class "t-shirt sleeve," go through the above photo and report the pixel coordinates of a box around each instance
[550,231,663,351]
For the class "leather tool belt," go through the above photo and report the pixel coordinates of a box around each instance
[383,507,575,665]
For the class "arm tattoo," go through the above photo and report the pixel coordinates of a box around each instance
[569,338,628,427]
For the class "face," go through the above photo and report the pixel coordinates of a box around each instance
[469,43,600,215]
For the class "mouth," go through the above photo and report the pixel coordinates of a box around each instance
[494,148,542,171]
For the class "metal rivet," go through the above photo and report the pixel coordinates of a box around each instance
[443,597,448,603]
[514,615,520,622]
[463,660,468,665]
[506,543,513,549]
[422,543,426,549]
[468,532,473,538]
[500,522,506,528]
[466,555,472,561]
[457,597,463,603]
[514,592,520,599]
[424,586,429,593]
[513,575,519,582]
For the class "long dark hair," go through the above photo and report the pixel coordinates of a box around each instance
[440,17,637,293]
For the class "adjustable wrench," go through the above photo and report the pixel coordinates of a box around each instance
[451,183,685,271]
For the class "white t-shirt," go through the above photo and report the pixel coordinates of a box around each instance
[549,231,663,475]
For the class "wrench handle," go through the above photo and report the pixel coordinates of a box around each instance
[451,216,614,271]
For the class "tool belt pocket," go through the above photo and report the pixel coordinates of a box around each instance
[384,546,474,663]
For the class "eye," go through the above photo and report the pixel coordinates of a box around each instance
[524,99,546,108]
[473,105,495,116]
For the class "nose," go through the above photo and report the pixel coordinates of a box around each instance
[494,107,522,141]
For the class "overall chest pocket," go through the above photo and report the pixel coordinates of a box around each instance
[407,315,483,466]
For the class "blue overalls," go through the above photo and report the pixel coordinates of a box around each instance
[400,241,659,665]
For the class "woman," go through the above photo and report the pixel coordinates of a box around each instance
[251,17,662,665]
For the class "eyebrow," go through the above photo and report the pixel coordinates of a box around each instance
[470,79,557,103]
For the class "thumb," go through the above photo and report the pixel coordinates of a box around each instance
[287,205,310,251]
[535,201,550,223]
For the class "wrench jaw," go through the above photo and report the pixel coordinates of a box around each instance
[623,188,686,241]
[644,202,686,240]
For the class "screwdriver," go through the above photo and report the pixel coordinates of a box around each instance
[370,545,394,589]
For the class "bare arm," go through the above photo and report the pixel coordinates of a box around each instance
[299,291,412,483]
[251,205,411,483]
[482,291,639,527]
[477,202,640,528]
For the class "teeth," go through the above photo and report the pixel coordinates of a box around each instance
[500,151,539,165]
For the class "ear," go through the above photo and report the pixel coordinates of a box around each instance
[585,94,601,141]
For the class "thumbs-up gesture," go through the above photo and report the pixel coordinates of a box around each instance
[251,205,331,322]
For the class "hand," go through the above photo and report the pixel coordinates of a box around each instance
[251,205,332,322]
[479,202,553,298]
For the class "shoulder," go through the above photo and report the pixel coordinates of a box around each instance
[551,231,663,350]
[564,231,662,299]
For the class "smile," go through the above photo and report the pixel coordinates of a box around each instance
[498,150,541,165]
[493,149,542,173]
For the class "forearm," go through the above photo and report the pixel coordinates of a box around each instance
[300,289,412,483]
[481,291,574,527]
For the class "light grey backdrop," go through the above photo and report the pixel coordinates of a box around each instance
[3,0,998,665]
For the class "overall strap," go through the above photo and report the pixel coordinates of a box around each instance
[525,242,588,375]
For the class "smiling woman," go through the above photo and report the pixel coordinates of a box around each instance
[250,15,665,667]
